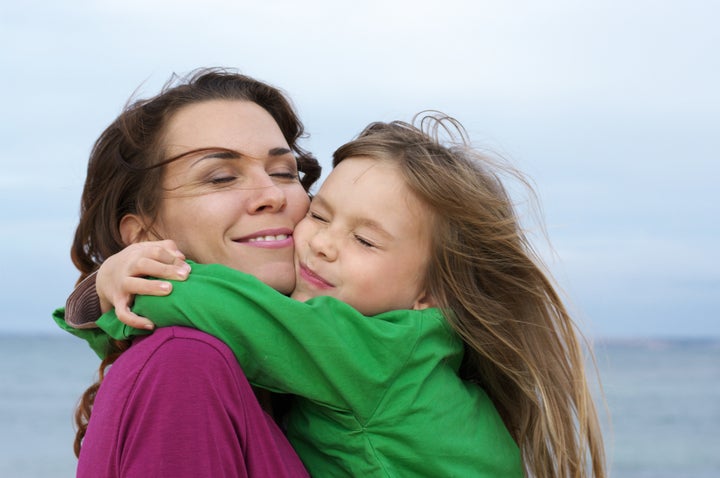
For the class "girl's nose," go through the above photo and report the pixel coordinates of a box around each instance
[308,226,338,262]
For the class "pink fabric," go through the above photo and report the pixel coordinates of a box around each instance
[78,326,309,478]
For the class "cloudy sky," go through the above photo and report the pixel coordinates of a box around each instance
[1,0,717,338]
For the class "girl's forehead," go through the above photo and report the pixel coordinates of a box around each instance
[328,156,397,181]
[320,158,409,203]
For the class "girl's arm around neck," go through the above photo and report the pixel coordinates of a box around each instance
[97,261,449,415]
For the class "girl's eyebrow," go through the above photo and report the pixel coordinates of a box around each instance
[355,217,394,240]
[310,194,333,214]
[312,194,394,240]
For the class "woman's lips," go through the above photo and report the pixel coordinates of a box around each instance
[299,263,334,289]
[234,229,294,249]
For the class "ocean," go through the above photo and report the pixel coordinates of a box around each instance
[1,334,718,477]
[593,338,720,478]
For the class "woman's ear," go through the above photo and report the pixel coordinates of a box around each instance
[119,214,150,245]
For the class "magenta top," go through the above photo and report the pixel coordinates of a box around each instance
[77,326,308,477]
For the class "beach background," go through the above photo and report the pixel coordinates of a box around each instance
[1,0,718,476]
[1,335,718,477]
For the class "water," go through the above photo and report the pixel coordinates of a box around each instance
[594,339,720,478]
[0,335,97,477]
[1,335,718,477]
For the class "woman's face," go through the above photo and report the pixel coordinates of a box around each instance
[152,100,310,294]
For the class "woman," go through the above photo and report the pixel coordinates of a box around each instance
[53,68,321,477]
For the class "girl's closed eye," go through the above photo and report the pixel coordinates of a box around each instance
[309,211,328,222]
[354,234,376,248]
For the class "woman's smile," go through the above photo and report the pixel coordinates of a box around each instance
[234,228,295,248]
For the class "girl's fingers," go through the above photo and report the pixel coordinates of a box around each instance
[155,239,185,260]
[145,241,185,264]
[122,276,174,297]
[115,301,155,330]
[96,240,189,319]
[125,240,185,267]
[128,257,191,281]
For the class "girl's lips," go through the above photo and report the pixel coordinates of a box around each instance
[233,228,294,249]
[299,263,334,289]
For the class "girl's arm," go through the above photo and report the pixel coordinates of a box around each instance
[98,262,433,415]
[94,240,189,329]
[54,240,190,358]
[52,307,114,359]
[60,240,189,331]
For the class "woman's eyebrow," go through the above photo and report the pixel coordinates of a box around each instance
[205,150,240,159]
[190,150,240,166]
[187,147,293,167]
[269,147,293,157]
[201,147,292,160]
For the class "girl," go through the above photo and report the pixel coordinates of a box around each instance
[78,116,606,477]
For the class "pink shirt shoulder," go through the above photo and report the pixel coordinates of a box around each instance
[77,326,308,478]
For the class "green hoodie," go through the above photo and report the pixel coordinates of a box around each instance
[56,261,522,477]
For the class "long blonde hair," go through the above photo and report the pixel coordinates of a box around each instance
[333,114,606,477]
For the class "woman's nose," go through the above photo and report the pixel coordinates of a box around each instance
[246,174,287,214]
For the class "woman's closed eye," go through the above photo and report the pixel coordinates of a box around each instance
[270,171,300,181]
[209,175,237,185]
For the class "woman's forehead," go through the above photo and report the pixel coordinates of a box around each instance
[163,100,289,158]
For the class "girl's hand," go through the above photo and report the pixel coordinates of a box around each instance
[96,240,190,330]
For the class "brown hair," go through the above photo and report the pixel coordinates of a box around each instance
[72,68,321,457]
[332,114,606,477]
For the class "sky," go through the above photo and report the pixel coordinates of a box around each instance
[0,0,717,338]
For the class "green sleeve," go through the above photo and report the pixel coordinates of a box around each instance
[52,307,116,359]
[104,261,431,415]
[95,311,151,342]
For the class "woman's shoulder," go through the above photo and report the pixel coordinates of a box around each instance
[128,326,237,372]
[84,328,263,477]
[97,327,246,412]
[96,327,241,397]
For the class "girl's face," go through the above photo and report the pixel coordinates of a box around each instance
[292,156,434,315]
[152,100,310,294]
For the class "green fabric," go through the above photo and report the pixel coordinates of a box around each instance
[96,261,522,477]
[52,307,116,359]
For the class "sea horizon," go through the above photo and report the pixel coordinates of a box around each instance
[2,331,719,477]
